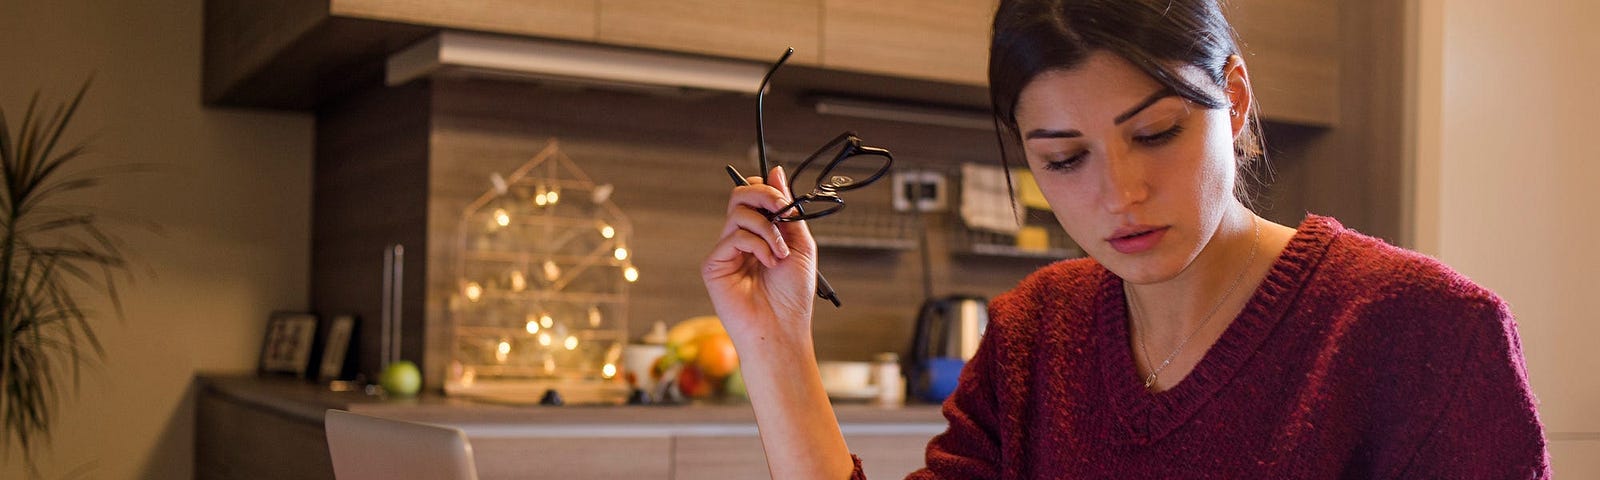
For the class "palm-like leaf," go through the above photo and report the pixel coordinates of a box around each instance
[1,80,131,473]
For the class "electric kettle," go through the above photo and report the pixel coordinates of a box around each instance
[907,295,988,402]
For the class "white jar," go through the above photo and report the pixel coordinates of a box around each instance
[873,352,905,408]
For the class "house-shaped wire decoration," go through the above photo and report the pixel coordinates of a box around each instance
[445,139,634,404]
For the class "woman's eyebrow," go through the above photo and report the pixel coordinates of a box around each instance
[1113,88,1178,125]
[1025,88,1181,140]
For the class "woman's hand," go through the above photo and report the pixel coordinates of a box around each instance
[701,166,855,480]
[701,166,818,346]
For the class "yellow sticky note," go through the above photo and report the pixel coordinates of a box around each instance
[1016,226,1050,252]
[1013,169,1050,210]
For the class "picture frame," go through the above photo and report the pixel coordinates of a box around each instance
[258,312,319,377]
[316,315,357,383]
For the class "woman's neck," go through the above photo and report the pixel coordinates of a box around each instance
[1124,206,1280,347]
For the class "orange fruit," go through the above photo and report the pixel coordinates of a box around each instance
[692,334,740,379]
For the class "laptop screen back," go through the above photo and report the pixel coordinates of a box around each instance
[325,409,479,480]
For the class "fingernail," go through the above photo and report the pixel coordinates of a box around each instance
[778,238,791,258]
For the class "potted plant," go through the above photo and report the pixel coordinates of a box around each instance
[0,80,134,474]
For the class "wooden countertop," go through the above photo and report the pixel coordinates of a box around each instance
[197,374,946,438]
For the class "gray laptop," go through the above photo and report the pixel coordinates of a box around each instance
[325,409,480,480]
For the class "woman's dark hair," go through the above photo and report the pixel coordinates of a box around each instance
[989,0,1266,203]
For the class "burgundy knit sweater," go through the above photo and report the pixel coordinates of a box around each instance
[851,215,1549,479]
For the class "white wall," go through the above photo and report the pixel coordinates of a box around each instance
[0,0,312,478]
[1412,0,1600,476]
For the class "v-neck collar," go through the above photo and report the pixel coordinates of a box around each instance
[1094,215,1341,445]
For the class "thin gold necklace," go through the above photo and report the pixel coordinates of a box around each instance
[1128,216,1260,390]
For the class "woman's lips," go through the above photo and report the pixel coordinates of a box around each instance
[1107,226,1169,254]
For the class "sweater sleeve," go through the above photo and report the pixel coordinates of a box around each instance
[845,332,1006,480]
[1395,299,1550,478]
[903,313,1009,480]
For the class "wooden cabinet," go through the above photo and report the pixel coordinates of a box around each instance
[598,0,822,64]
[206,0,1341,127]
[331,0,599,41]
[196,376,946,480]
[821,0,998,86]
[1228,0,1340,126]
[673,433,935,478]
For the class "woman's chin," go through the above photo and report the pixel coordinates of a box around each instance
[1091,249,1188,285]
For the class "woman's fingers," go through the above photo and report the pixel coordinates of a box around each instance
[721,205,790,259]
[706,226,781,271]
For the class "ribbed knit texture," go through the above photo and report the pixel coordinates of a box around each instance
[850,215,1548,479]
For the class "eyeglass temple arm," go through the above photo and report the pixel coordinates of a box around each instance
[756,47,795,180]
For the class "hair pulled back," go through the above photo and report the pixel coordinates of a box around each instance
[989,0,1265,200]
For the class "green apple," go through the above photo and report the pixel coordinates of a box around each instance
[380,360,421,397]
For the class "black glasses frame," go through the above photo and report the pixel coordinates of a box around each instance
[739,47,896,307]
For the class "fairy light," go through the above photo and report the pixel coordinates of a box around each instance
[602,364,617,379]
[538,332,552,347]
[540,313,554,329]
[563,335,579,350]
[509,270,526,292]
[614,247,629,261]
[588,306,602,328]
[496,339,511,362]
[464,282,483,302]
[493,208,511,227]
[525,316,540,334]
[599,223,615,239]
[542,260,561,281]
[623,266,639,283]
[546,189,560,204]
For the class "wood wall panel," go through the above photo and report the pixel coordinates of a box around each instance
[313,81,432,381]
[426,78,1031,363]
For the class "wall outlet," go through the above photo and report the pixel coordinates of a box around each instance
[893,170,948,212]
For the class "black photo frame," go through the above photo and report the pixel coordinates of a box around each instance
[258,312,318,377]
[316,315,358,383]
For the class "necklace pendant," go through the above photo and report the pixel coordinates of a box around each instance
[1143,373,1158,389]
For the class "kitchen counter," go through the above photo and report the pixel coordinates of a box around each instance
[195,374,946,479]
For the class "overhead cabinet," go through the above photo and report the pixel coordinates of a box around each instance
[205,0,1338,125]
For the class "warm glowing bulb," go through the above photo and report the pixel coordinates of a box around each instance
[599,224,615,239]
[525,318,540,334]
[534,193,548,206]
[623,266,639,282]
[543,260,561,281]
[509,271,526,292]
[564,335,579,350]
[464,282,483,302]
[614,247,628,260]
[496,340,511,362]
[538,332,552,346]
[546,190,560,204]
[493,208,511,227]
[602,364,617,379]
[588,306,602,328]
[540,313,554,329]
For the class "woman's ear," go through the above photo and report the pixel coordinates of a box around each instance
[1223,55,1253,138]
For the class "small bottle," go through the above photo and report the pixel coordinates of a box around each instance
[873,352,905,408]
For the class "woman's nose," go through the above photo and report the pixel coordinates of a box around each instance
[1101,148,1149,213]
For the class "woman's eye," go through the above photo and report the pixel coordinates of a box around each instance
[1134,124,1185,146]
[1043,152,1086,172]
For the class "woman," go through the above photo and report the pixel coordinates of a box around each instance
[702,0,1549,478]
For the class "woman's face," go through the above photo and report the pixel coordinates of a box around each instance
[1013,51,1241,284]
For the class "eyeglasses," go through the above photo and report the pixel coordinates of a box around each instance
[726,47,895,307]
